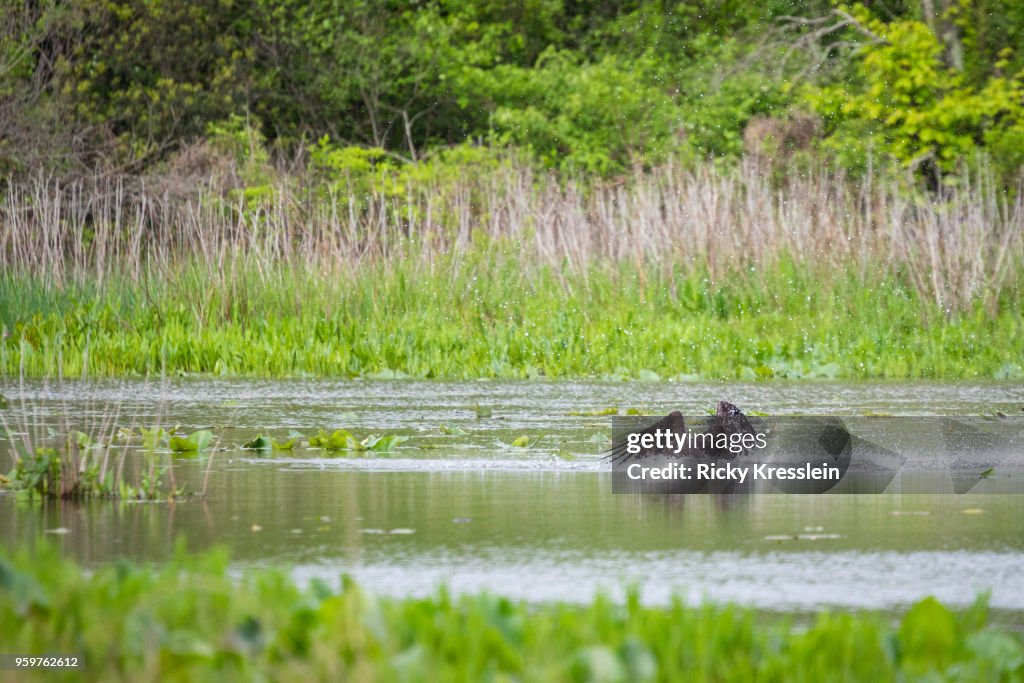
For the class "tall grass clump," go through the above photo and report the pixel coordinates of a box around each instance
[1,157,1022,379]
[1,545,1021,682]
[0,375,182,500]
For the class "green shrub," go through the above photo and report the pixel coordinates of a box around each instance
[807,4,1024,181]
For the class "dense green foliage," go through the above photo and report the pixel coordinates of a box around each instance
[2,0,1023,177]
[807,5,1024,178]
[2,257,1021,380]
[0,545,1021,681]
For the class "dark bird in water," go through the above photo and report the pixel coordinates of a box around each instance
[607,401,756,465]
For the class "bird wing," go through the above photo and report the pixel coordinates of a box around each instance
[605,410,687,465]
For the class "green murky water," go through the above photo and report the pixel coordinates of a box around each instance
[2,379,1023,612]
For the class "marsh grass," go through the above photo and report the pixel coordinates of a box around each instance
[1,253,1021,379]
[0,545,1020,682]
[0,159,1022,379]
[2,159,1020,310]
[0,374,181,500]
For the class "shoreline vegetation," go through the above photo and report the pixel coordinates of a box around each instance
[2,1,1023,382]
[0,545,1021,682]
[1,159,1022,381]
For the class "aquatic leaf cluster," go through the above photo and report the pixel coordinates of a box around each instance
[3,426,182,501]
[0,546,1020,681]
[305,429,410,454]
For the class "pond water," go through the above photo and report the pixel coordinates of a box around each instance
[1,379,1023,614]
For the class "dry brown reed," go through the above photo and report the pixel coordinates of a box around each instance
[1,159,1020,314]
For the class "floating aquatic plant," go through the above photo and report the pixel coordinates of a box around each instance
[242,435,273,452]
[308,429,363,451]
[568,407,618,416]
[494,435,539,449]
[306,428,409,453]
[169,430,213,454]
[362,435,410,452]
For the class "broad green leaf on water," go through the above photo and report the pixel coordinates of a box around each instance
[329,430,363,451]
[242,435,273,451]
[568,407,618,416]
[272,438,296,451]
[310,429,365,451]
[139,426,170,450]
[439,425,467,435]
[473,405,492,419]
[0,392,8,409]
[168,436,194,452]
[169,430,214,453]
[511,435,531,448]
[366,435,409,452]
[587,432,610,443]
[72,431,93,448]
[980,467,995,478]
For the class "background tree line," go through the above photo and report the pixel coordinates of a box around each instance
[1,0,1022,181]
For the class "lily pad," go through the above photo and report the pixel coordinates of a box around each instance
[363,435,410,452]
[568,407,618,416]
[169,430,214,453]
[309,429,365,451]
[139,426,172,450]
[242,435,273,452]
[439,425,467,436]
